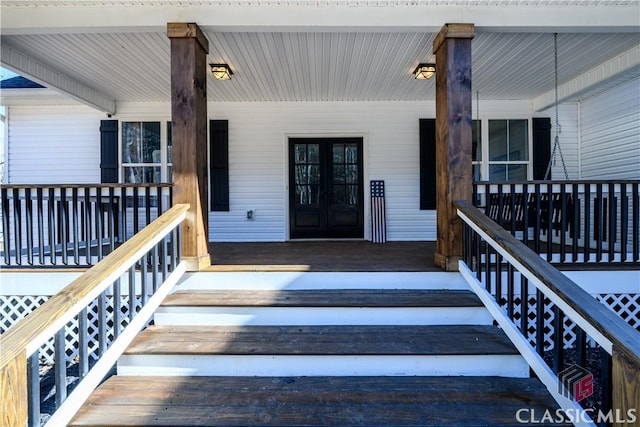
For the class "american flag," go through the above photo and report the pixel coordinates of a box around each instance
[370,180,386,243]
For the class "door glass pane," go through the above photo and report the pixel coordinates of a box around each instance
[345,144,358,163]
[295,165,308,184]
[489,120,507,161]
[346,165,358,184]
[333,165,345,183]
[295,145,307,164]
[296,185,309,204]
[309,165,320,184]
[508,120,528,161]
[308,145,319,163]
[347,185,358,205]
[333,145,344,163]
[167,122,173,163]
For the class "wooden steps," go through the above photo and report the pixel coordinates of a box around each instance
[154,289,493,326]
[71,272,566,426]
[70,376,571,426]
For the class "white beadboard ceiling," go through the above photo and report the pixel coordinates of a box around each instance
[2,30,639,103]
[1,1,639,105]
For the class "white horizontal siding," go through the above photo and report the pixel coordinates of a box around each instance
[7,105,102,184]
[580,77,640,180]
[539,103,580,180]
[6,100,538,242]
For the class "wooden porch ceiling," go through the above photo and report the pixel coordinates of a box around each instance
[1,2,639,109]
[207,241,440,272]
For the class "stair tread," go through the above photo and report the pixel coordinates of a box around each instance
[124,325,518,356]
[161,289,483,307]
[70,376,570,426]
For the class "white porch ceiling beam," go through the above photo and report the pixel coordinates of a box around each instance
[533,44,640,111]
[1,5,638,35]
[0,43,116,114]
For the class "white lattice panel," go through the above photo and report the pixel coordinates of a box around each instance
[1,295,143,365]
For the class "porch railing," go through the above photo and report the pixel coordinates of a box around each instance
[457,200,640,426]
[0,204,188,427]
[0,184,172,268]
[473,181,640,266]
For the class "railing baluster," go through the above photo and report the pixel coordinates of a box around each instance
[574,327,586,369]
[1,187,11,265]
[141,253,148,306]
[534,183,541,255]
[596,184,603,262]
[509,184,516,235]
[476,233,482,281]
[128,265,136,321]
[54,327,67,407]
[96,187,104,262]
[560,185,567,263]
[84,187,92,265]
[485,243,492,292]
[12,188,23,266]
[72,188,80,266]
[108,186,116,254]
[145,186,152,225]
[536,289,545,356]
[520,276,529,339]
[79,307,89,378]
[552,305,564,374]
[60,187,68,265]
[584,183,591,264]
[152,245,159,293]
[113,279,122,339]
[572,183,579,263]
[37,188,44,266]
[507,263,514,321]
[121,186,127,242]
[98,289,107,356]
[634,183,639,262]
[546,184,553,262]
[133,186,140,235]
[522,183,530,247]
[27,350,40,427]
[495,252,502,305]
[599,348,612,418]
[621,183,628,263]
[608,183,616,262]
[48,188,56,266]
[25,188,34,265]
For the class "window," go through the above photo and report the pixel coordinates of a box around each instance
[488,119,529,180]
[121,121,172,183]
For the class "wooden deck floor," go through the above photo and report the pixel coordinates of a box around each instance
[207,241,439,272]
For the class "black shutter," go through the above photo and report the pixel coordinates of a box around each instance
[100,120,118,183]
[532,117,552,180]
[420,119,437,210]
[210,120,229,211]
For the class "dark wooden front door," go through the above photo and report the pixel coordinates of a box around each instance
[289,138,364,239]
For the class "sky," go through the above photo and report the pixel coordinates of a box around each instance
[0,67,19,80]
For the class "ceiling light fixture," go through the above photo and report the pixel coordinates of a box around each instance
[413,63,436,80]
[210,63,233,81]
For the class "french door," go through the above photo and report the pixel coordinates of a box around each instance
[289,138,364,239]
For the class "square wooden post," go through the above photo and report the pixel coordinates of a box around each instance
[612,348,640,426]
[433,23,474,271]
[167,23,211,271]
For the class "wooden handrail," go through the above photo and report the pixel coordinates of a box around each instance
[456,200,640,365]
[0,203,189,368]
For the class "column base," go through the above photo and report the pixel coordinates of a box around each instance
[434,252,461,272]
[183,254,211,272]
